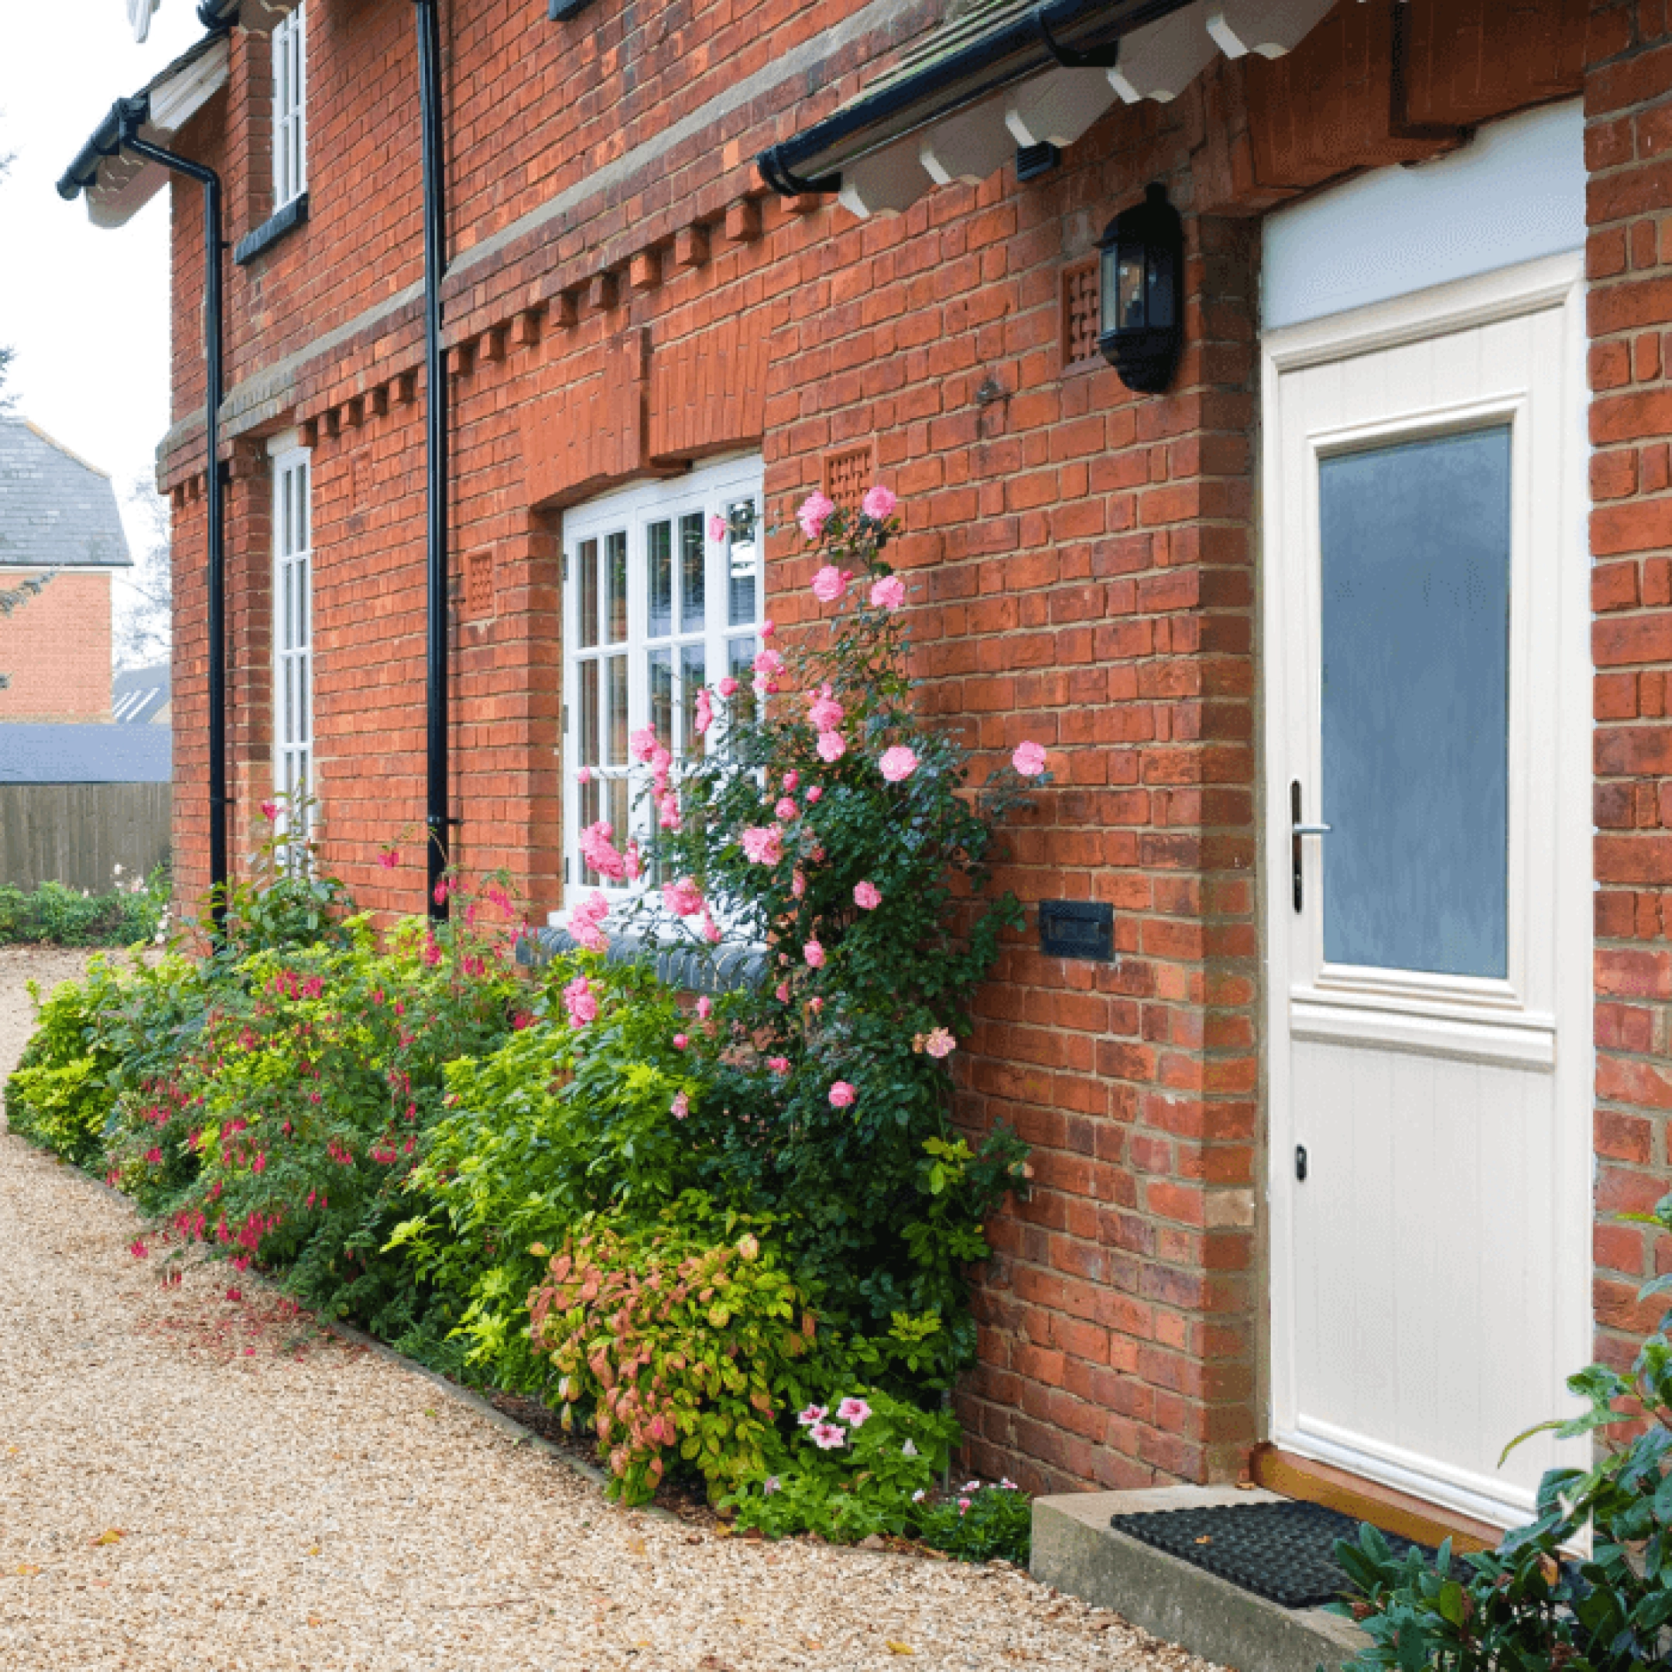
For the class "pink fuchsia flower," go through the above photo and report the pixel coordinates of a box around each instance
[798,490,836,541]
[260,800,279,821]
[378,847,399,871]
[862,483,898,520]
[816,730,847,763]
[708,512,727,543]
[922,1027,956,1060]
[433,879,451,907]
[717,675,739,698]
[629,726,659,764]
[782,770,800,792]
[836,1396,873,1427]
[808,693,845,732]
[853,880,882,910]
[879,745,919,782]
[563,976,598,1029]
[809,1422,847,1451]
[828,1080,856,1108]
[807,786,823,804]
[579,820,627,882]
[672,1033,689,1051]
[129,1239,149,1259]
[671,1091,690,1121]
[1012,739,1048,776]
[869,574,906,611]
[811,564,845,604]
[696,995,713,1021]
[797,1404,828,1427]
[774,797,800,823]
[804,940,826,969]
[768,1056,790,1074]
[741,825,784,865]
[694,688,714,737]
[662,876,705,917]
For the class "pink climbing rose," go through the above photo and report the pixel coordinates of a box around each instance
[661,876,705,918]
[869,574,906,611]
[922,1027,956,1060]
[741,826,784,865]
[671,1091,690,1121]
[708,512,727,543]
[811,564,846,604]
[774,797,800,823]
[806,786,823,804]
[853,880,882,910]
[816,731,846,763]
[629,726,658,764]
[694,687,714,737]
[804,940,826,969]
[563,976,598,1029]
[828,1081,856,1108]
[672,1033,689,1051]
[1013,739,1048,776]
[717,675,739,698]
[696,995,713,1021]
[862,483,898,520]
[576,766,592,784]
[768,1056,790,1074]
[579,821,627,881]
[570,890,611,953]
[879,745,918,783]
[797,491,835,541]
[808,693,845,732]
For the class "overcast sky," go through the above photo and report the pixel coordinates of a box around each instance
[1,1,207,560]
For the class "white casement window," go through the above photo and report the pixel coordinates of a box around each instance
[272,5,307,210]
[272,440,314,824]
[562,454,765,901]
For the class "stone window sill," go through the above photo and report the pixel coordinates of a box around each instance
[234,192,309,267]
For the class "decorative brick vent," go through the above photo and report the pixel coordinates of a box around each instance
[465,548,495,619]
[1062,257,1100,371]
[822,442,877,514]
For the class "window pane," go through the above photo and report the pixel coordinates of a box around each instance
[608,776,629,847]
[1319,427,1511,979]
[680,645,706,759]
[727,497,758,626]
[648,649,674,753]
[579,660,599,766]
[727,635,758,747]
[680,513,706,633]
[580,774,600,837]
[578,539,599,650]
[606,530,628,644]
[282,563,294,653]
[606,654,628,766]
[647,520,673,638]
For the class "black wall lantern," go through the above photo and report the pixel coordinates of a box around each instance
[1097,182,1184,395]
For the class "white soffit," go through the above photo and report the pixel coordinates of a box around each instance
[84,36,231,228]
[130,0,299,41]
[838,0,1346,218]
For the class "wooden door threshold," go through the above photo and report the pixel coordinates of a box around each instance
[1248,1444,1501,1555]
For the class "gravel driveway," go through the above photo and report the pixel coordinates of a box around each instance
[0,946,1220,1672]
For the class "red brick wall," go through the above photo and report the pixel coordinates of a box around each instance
[0,570,112,722]
[148,0,1672,1496]
[1585,0,1672,1367]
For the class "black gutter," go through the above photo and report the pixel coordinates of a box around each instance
[413,0,452,922]
[100,102,232,940]
[756,0,1196,196]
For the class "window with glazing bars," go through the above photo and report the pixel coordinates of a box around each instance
[273,446,313,825]
[563,456,765,899]
[272,5,307,210]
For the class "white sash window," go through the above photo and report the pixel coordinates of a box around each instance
[562,454,765,901]
[273,5,307,210]
[272,441,313,823]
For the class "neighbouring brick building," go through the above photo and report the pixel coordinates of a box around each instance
[56,0,1672,1543]
[0,418,129,722]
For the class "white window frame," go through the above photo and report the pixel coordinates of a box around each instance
[561,453,765,908]
[272,5,307,211]
[271,435,314,834]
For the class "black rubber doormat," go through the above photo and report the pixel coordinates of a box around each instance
[1108,1499,1439,1610]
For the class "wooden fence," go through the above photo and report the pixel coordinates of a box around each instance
[0,783,172,893]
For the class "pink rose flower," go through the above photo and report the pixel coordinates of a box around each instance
[853,880,882,910]
[570,889,612,953]
[869,574,906,610]
[576,766,592,784]
[696,995,713,1020]
[816,731,846,763]
[1012,739,1048,776]
[797,491,836,541]
[700,912,723,945]
[717,675,739,698]
[807,786,823,804]
[671,1091,690,1120]
[260,800,279,821]
[791,870,806,899]
[563,976,598,1029]
[811,564,845,604]
[707,512,727,543]
[774,797,800,823]
[624,840,645,881]
[879,745,918,782]
[768,1056,790,1074]
[828,1081,855,1108]
[808,694,844,732]
[741,826,784,866]
[809,996,824,1015]
[694,688,714,737]
[782,770,800,792]
[672,1033,689,1051]
[661,876,705,917]
[836,1396,873,1426]
[862,484,897,520]
[658,792,682,832]
[804,940,826,969]
[762,619,775,637]
[753,647,785,680]
[775,982,791,1004]
[629,726,658,764]
[579,820,627,881]
[923,1026,956,1060]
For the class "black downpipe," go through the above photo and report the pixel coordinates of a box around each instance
[414,0,451,922]
[119,114,230,940]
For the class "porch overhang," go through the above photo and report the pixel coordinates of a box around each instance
[757,0,1343,219]
[56,31,230,228]
[130,0,300,44]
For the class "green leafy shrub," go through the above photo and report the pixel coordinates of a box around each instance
[5,962,127,1164]
[527,1203,817,1505]
[0,867,169,947]
[210,795,356,960]
[915,1480,1032,1564]
[1336,1190,1672,1671]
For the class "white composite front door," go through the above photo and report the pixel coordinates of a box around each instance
[1261,252,1592,1532]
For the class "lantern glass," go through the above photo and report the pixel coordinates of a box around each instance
[1116,250,1147,330]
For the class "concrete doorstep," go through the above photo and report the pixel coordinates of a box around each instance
[1031,1487,1372,1672]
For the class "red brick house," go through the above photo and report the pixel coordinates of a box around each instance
[0,418,129,723]
[56,0,1672,1544]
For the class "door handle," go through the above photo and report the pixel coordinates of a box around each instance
[1289,782,1330,912]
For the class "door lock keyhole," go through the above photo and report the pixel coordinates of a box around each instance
[1295,1145,1309,1183]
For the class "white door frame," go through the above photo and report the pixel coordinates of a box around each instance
[1260,251,1593,1528]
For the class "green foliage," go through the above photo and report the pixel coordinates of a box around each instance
[210,795,356,961]
[5,963,126,1165]
[915,1480,1033,1564]
[0,868,169,947]
[528,1203,816,1505]
[1336,1190,1672,1672]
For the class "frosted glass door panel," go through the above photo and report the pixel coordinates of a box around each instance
[1318,428,1511,979]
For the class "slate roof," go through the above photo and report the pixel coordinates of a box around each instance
[0,420,132,570]
[112,664,172,725]
[0,724,171,784]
